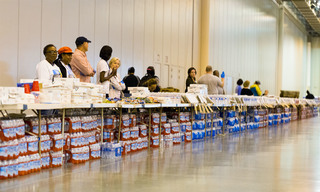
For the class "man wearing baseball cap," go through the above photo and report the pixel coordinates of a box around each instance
[70,36,95,82]
[54,46,75,78]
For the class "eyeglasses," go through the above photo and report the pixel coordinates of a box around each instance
[46,50,58,54]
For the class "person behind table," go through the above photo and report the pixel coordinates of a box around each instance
[36,44,61,81]
[185,67,197,92]
[263,90,269,96]
[54,46,75,78]
[235,78,243,95]
[147,78,160,92]
[96,45,116,98]
[70,36,95,82]
[123,67,140,96]
[213,70,225,95]
[250,80,262,96]
[140,66,160,87]
[108,57,126,99]
[306,90,315,99]
[197,65,224,95]
[241,80,253,96]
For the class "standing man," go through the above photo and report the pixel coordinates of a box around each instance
[70,36,95,82]
[213,70,225,95]
[198,66,224,95]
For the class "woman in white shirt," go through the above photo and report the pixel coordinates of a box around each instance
[36,44,61,81]
[96,45,117,98]
[108,57,126,99]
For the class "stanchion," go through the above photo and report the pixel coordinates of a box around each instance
[38,110,42,156]
[118,107,122,143]
[159,107,163,149]
[61,108,65,164]
[101,108,104,143]
[211,106,214,137]
[204,107,207,139]
[148,108,152,149]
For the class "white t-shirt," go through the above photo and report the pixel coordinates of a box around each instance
[61,61,75,78]
[96,59,110,94]
[109,72,126,99]
[36,59,61,80]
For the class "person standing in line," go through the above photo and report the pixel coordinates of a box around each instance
[108,57,126,99]
[54,46,75,78]
[213,70,225,95]
[241,80,253,96]
[36,44,61,81]
[197,66,224,95]
[235,79,243,95]
[123,67,140,96]
[250,81,262,96]
[70,36,95,82]
[185,67,197,92]
[96,45,116,98]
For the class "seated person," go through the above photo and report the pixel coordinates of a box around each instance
[36,44,61,81]
[123,67,140,95]
[140,66,160,87]
[54,46,75,78]
[241,80,253,96]
[147,78,160,92]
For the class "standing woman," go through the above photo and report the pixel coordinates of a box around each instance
[108,57,126,99]
[96,45,116,98]
[185,67,197,92]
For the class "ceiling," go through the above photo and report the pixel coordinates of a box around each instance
[281,0,320,36]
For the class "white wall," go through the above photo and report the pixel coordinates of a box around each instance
[310,37,320,96]
[281,12,308,97]
[0,0,194,92]
[207,0,279,95]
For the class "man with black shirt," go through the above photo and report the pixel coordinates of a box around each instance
[123,67,140,96]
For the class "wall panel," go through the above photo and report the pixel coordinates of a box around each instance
[282,13,307,96]
[121,0,134,77]
[18,0,42,80]
[109,0,123,64]
[94,0,110,68]
[0,0,19,86]
[61,0,80,50]
[133,0,145,78]
[209,0,279,95]
[79,0,95,79]
[41,0,62,55]
[143,0,155,76]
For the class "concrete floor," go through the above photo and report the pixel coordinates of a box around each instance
[2,118,320,192]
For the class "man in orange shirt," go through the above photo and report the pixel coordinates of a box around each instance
[70,36,95,82]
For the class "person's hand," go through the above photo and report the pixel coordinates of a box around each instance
[111,69,117,76]
[221,71,225,78]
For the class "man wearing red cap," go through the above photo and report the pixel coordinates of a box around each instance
[70,36,95,82]
[54,46,75,78]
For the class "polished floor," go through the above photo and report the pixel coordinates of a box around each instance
[2,118,320,192]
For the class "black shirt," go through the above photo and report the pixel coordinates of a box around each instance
[241,88,253,96]
[53,59,72,78]
[185,76,196,92]
[123,74,140,94]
